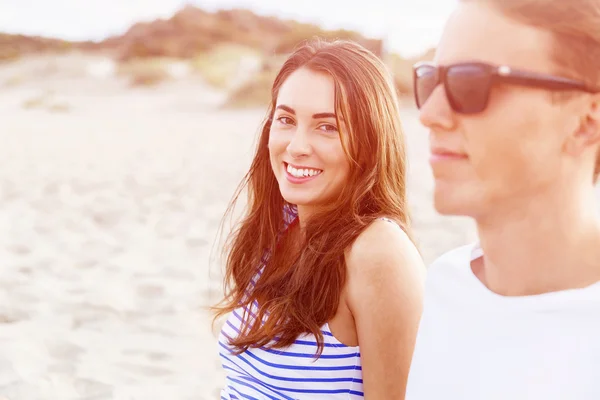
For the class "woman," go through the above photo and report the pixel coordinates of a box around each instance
[213,38,425,399]
[405,0,600,399]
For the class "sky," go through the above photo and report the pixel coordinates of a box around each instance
[0,0,457,57]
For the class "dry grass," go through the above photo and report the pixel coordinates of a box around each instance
[0,33,75,63]
[384,53,416,96]
[274,26,382,56]
[221,49,427,109]
[4,74,25,87]
[21,90,71,113]
[221,50,422,109]
[21,90,71,112]
[22,97,46,110]
[116,58,174,87]
[385,48,435,97]
[0,50,20,63]
[223,69,275,109]
[22,91,52,110]
[48,102,71,113]
[222,55,286,109]
[129,70,169,87]
[191,44,260,89]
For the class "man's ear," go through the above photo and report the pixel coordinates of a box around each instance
[568,94,600,154]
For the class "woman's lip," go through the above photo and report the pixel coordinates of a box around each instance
[284,168,321,184]
[284,162,323,171]
[283,162,322,184]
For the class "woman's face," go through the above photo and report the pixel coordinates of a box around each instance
[268,67,351,210]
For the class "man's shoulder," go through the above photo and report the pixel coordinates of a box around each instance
[429,242,476,272]
[423,242,479,289]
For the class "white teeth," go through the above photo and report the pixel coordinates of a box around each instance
[286,164,321,178]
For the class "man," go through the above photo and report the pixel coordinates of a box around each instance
[405,1,600,399]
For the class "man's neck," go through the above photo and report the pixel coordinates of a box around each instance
[474,186,600,296]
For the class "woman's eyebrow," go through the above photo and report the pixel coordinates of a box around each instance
[275,105,336,120]
[312,112,336,119]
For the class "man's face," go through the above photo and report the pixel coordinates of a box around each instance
[419,1,590,219]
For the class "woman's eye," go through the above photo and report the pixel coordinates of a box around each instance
[276,116,294,125]
[319,124,338,133]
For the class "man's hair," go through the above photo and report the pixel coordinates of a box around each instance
[463,0,600,180]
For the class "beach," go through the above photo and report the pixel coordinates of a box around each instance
[1,53,483,399]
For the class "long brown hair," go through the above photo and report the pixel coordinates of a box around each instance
[213,38,413,355]
[463,0,600,179]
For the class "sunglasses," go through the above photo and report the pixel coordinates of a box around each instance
[413,61,600,114]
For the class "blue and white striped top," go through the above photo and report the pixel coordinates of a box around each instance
[218,204,364,399]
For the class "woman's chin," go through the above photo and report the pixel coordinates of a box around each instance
[280,190,318,208]
[281,195,312,207]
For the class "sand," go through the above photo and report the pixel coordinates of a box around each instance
[0,53,510,399]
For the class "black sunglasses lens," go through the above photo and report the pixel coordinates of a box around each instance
[446,64,492,114]
[414,65,438,109]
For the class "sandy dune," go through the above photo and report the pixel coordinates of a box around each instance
[2,53,580,399]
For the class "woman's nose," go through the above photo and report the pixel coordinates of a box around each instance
[286,127,312,158]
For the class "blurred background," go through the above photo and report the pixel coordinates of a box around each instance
[0,0,480,398]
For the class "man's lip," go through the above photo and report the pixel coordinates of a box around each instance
[430,148,468,158]
[429,150,469,164]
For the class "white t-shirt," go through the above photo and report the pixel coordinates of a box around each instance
[405,243,600,400]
